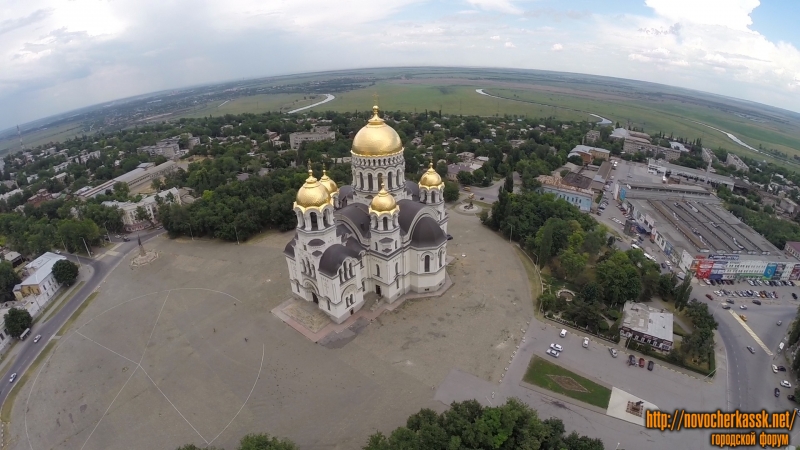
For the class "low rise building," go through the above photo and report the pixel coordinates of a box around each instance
[102,187,182,232]
[536,175,593,212]
[785,242,800,261]
[585,130,601,144]
[568,145,610,164]
[780,198,798,215]
[620,302,673,351]
[446,162,482,181]
[289,128,335,150]
[27,189,53,207]
[726,153,749,172]
[77,161,177,200]
[13,252,67,308]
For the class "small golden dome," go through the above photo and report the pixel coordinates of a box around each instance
[319,168,338,194]
[419,162,443,189]
[369,184,398,214]
[352,106,403,157]
[295,169,331,209]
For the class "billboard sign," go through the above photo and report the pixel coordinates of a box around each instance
[763,263,778,279]
[790,265,800,281]
[772,263,786,280]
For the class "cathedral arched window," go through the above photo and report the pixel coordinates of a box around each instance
[359,172,364,189]
[383,216,389,231]
[431,191,437,203]
[424,255,430,273]
[368,173,374,191]
[349,262,354,278]
[309,212,318,231]
[377,173,383,190]
[376,264,381,278]
[396,170,401,188]
[395,262,399,275]
[388,174,393,189]
[438,251,443,268]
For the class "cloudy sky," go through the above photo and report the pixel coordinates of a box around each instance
[1,0,799,130]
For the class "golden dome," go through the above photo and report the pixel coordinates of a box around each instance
[295,169,331,210]
[369,184,398,214]
[319,167,338,194]
[419,162,443,189]
[351,106,403,157]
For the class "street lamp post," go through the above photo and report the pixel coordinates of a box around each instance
[81,237,92,257]
[509,224,513,243]
[103,221,111,242]
[234,225,240,245]
[61,237,80,268]
[187,222,194,241]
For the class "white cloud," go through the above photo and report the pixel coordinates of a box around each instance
[504,41,515,48]
[551,43,563,51]
[490,35,500,40]
[465,0,521,14]
[645,0,760,30]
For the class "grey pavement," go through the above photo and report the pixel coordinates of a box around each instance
[0,229,166,410]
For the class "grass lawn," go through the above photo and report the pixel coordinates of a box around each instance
[523,356,612,409]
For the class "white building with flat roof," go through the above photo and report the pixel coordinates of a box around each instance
[620,302,673,351]
[77,161,177,200]
[102,187,182,232]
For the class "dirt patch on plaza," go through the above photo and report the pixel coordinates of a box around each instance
[548,375,589,393]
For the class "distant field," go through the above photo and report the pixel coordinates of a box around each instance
[170,93,319,120]
[0,122,90,154]
[304,82,591,121]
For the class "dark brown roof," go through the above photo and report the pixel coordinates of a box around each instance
[561,172,593,190]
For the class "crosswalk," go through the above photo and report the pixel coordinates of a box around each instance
[729,310,773,356]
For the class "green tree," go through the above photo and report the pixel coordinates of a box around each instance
[456,171,474,185]
[4,308,32,338]
[238,433,298,450]
[135,206,151,223]
[560,249,588,281]
[504,172,514,193]
[52,259,80,286]
[0,261,21,302]
[595,251,641,306]
[112,181,130,199]
[657,273,677,299]
[673,276,693,311]
[443,181,460,202]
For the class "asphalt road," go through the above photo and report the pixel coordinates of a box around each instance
[0,229,165,408]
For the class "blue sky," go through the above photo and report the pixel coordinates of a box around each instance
[1,0,799,129]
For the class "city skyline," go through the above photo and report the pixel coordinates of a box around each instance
[1,0,799,129]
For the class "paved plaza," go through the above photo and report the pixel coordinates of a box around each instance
[8,208,534,450]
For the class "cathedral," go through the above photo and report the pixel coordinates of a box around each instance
[283,106,449,324]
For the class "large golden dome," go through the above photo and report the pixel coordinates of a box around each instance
[295,169,331,210]
[369,184,398,214]
[319,168,338,194]
[352,106,403,157]
[419,162,443,189]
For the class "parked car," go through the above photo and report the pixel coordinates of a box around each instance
[778,321,783,326]
[705,294,713,300]
[559,329,567,338]
[583,337,589,348]
[647,361,654,371]
[8,373,16,383]
[793,293,798,300]
[789,395,796,402]
[33,334,41,343]
[722,304,731,310]
[776,388,781,398]
[778,366,787,372]
[726,299,734,304]
[638,357,645,368]
[628,355,636,365]
[781,380,792,388]
[546,349,560,358]
[609,348,618,358]
[550,343,563,352]
[747,346,755,354]
[740,305,747,310]
[773,364,779,373]
[123,237,130,242]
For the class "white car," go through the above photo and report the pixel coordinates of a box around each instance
[609,348,618,358]
[781,380,792,388]
[773,365,779,373]
[559,329,567,338]
[583,337,589,348]
[740,305,747,310]
[8,373,16,383]
[33,334,41,343]
[546,349,560,358]
[550,343,563,352]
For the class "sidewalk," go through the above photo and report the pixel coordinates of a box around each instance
[0,265,94,376]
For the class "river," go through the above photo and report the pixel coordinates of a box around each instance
[287,94,336,114]
[475,89,612,125]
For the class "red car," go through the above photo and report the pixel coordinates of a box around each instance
[638,358,645,368]
[705,294,713,300]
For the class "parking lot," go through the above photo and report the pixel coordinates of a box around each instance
[690,279,799,411]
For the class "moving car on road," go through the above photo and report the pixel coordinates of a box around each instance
[8,373,16,383]
[747,346,756,354]
[740,305,748,310]
[753,299,761,305]
[776,388,781,397]
[778,321,783,326]
[33,334,41,343]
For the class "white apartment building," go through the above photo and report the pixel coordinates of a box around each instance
[102,187,182,231]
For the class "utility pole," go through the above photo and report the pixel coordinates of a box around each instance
[187,222,194,240]
[234,225,240,245]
